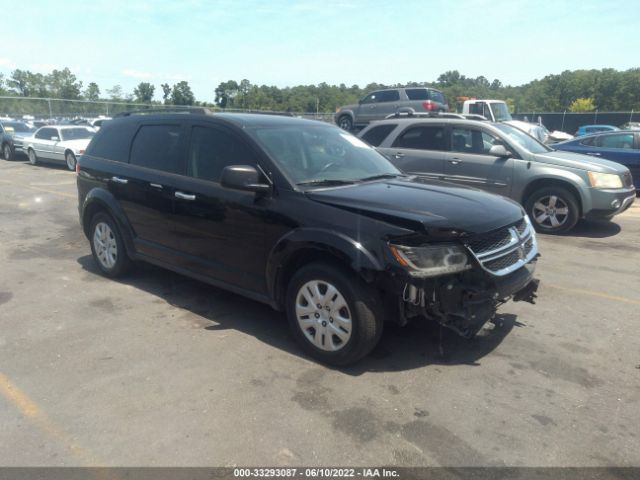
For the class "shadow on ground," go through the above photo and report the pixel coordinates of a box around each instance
[558,219,622,239]
[78,255,522,374]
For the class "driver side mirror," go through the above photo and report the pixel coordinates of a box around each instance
[220,165,271,193]
[489,144,512,157]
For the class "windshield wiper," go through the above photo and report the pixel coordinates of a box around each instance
[358,173,403,182]
[296,179,356,187]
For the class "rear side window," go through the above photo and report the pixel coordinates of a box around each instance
[187,126,255,182]
[360,124,396,147]
[130,125,184,174]
[405,89,429,100]
[86,122,136,162]
[597,133,634,149]
[378,90,400,102]
[579,137,596,146]
[393,126,446,150]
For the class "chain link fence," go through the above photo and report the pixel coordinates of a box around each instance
[0,96,336,124]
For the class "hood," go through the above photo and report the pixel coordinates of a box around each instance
[305,177,524,235]
[533,149,629,174]
[61,138,93,151]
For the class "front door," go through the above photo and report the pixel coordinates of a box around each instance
[443,126,513,196]
[171,124,268,294]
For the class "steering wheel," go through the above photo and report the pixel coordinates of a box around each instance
[318,161,342,174]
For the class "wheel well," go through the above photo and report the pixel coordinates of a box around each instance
[522,179,583,217]
[82,202,108,237]
[64,149,75,157]
[275,248,356,309]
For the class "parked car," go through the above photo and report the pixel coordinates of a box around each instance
[505,120,573,144]
[0,120,36,160]
[620,122,640,131]
[77,111,539,365]
[334,87,448,131]
[23,125,96,170]
[574,125,619,137]
[358,118,635,234]
[553,131,640,189]
[89,117,111,129]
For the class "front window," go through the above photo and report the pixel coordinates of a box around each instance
[490,102,512,122]
[3,122,35,133]
[493,123,552,154]
[250,125,401,185]
[60,128,95,141]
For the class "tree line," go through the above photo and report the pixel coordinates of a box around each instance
[1,66,640,114]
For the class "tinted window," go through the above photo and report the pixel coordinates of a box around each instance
[428,91,446,104]
[405,89,429,100]
[86,122,136,162]
[188,126,255,182]
[130,125,183,173]
[361,124,397,147]
[361,92,380,104]
[60,128,95,141]
[580,136,596,146]
[451,128,498,154]
[394,126,446,150]
[597,133,634,149]
[378,90,400,102]
[36,128,56,139]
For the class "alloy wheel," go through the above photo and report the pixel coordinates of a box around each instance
[93,222,118,270]
[532,195,569,229]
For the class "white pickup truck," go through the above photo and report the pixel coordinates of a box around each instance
[461,99,512,122]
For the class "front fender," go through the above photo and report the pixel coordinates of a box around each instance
[266,227,383,305]
[81,188,136,256]
[335,109,355,124]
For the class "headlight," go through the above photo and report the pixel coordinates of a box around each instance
[389,243,471,277]
[588,171,623,189]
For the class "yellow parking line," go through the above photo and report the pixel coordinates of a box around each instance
[546,284,640,305]
[0,178,76,199]
[0,371,104,466]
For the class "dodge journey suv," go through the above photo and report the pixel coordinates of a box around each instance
[77,110,539,365]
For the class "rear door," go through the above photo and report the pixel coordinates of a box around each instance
[112,122,187,262]
[171,122,268,294]
[356,90,400,124]
[378,123,447,179]
[443,126,514,196]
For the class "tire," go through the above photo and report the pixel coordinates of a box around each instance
[525,186,579,234]
[2,143,12,160]
[337,115,353,131]
[28,148,37,165]
[285,262,383,366]
[89,212,131,277]
[65,151,77,171]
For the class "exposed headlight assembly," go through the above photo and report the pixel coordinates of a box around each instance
[389,243,471,277]
[588,171,623,189]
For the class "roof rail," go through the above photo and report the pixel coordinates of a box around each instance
[114,107,212,117]
[384,111,489,121]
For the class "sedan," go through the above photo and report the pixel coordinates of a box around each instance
[554,131,639,189]
[23,125,96,170]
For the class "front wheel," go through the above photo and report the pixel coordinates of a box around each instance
[28,148,37,165]
[2,143,12,160]
[65,151,77,171]
[337,115,353,131]
[286,262,383,366]
[525,187,579,234]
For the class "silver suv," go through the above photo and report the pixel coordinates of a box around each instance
[334,87,448,131]
[358,117,636,234]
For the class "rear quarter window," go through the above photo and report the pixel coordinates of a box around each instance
[360,124,397,147]
[86,121,137,162]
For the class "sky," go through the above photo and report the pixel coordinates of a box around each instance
[2,0,639,102]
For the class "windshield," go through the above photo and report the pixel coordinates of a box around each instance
[60,128,95,141]
[491,102,512,122]
[3,122,35,133]
[493,123,552,154]
[249,125,401,185]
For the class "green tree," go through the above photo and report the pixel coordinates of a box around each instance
[170,81,195,105]
[569,97,596,112]
[46,68,82,99]
[84,82,101,101]
[106,85,124,101]
[214,80,239,108]
[161,83,171,104]
[133,82,155,103]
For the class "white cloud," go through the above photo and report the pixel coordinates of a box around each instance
[0,57,15,69]
[122,68,154,79]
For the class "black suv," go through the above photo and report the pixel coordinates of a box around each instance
[77,110,539,365]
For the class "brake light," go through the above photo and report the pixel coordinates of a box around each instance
[422,100,436,111]
[75,157,80,173]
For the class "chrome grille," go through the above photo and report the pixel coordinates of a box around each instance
[465,217,538,276]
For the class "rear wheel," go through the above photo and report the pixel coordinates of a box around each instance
[89,212,131,277]
[2,143,12,160]
[525,187,579,234]
[337,115,353,131]
[65,151,77,171]
[28,148,37,165]
[286,262,383,366]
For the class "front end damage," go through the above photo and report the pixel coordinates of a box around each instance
[388,216,540,337]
